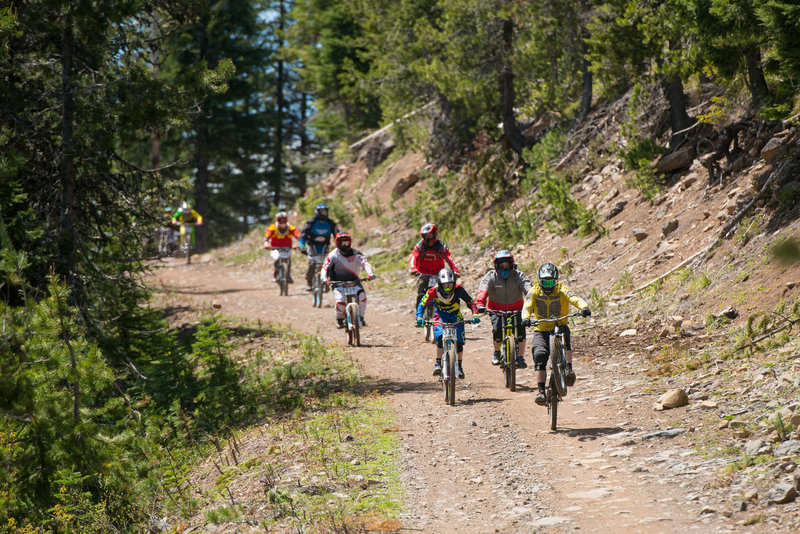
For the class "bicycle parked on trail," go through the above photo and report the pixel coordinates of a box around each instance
[525,312,582,431]
[329,279,372,346]
[426,319,466,406]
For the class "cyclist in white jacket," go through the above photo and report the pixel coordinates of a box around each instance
[320,232,376,328]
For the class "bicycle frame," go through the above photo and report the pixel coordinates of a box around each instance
[270,247,293,296]
[487,310,520,392]
[330,279,370,347]
[428,320,465,406]
[421,275,438,343]
[309,245,328,307]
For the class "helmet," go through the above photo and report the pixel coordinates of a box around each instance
[493,250,515,279]
[315,203,329,218]
[179,201,192,214]
[420,223,438,246]
[335,231,352,252]
[537,262,559,294]
[276,211,288,224]
[436,268,457,303]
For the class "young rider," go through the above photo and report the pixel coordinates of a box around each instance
[416,268,480,378]
[521,262,591,406]
[320,232,376,329]
[263,211,301,282]
[170,201,203,245]
[299,203,339,291]
[476,250,532,369]
[408,223,459,317]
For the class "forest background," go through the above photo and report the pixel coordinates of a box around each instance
[1,0,799,530]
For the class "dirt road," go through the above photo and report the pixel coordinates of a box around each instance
[152,257,769,533]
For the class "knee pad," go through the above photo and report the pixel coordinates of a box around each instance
[533,348,548,371]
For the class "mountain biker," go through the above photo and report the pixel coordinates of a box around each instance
[409,223,459,318]
[476,250,532,369]
[170,201,203,244]
[520,262,591,406]
[264,211,301,283]
[320,232,376,329]
[299,203,339,291]
[416,268,480,379]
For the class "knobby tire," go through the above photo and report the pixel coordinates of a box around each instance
[548,383,559,431]
[550,335,567,397]
[346,301,359,346]
[445,343,456,406]
[279,262,289,296]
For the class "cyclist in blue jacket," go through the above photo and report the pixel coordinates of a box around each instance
[299,203,339,290]
[417,268,480,379]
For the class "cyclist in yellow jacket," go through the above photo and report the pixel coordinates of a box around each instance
[521,262,591,406]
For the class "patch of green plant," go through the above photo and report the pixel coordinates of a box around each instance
[527,167,604,238]
[405,169,479,242]
[771,237,800,265]
[767,412,793,441]
[612,270,634,292]
[692,271,712,290]
[590,288,607,314]
[355,191,383,218]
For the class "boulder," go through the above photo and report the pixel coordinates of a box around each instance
[662,219,679,237]
[657,388,689,409]
[654,146,696,173]
[761,136,785,161]
[632,228,648,242]
[391,170,421,199]
[767,483,797,504]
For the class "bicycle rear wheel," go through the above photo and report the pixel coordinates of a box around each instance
[549,336,567,396]
[503,337,516,391]
[423,307,434,343]
[312,272,322,307]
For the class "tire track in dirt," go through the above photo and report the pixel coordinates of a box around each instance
[152,259,761,533]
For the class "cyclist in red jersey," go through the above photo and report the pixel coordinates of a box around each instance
[408,223,459,317]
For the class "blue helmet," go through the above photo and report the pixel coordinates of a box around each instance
[493,250,515,279]
[315,203,329,217]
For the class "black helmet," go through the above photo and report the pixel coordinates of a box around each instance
[436,268,457,303]
[537,262,558,293]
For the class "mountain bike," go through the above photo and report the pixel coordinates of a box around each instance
[419,274,438,343]
[308,244,328,308]
[529,312,582,431]
[330,279,371,346]
[487,310,521,392]
[176,222,199,264]
[426,319,465,406]
[269,247,293,296]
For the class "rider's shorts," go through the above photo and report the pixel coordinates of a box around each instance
[490,312,526,343]
[530,326,572,355]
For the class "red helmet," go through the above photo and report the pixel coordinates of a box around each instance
[276,211,288,224]
[335,231,352,250]
[420,223,437,245]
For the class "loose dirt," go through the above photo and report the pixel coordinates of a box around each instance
[151,256,794,533]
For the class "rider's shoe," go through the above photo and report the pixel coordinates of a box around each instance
[457,363,465,379]
[566,366,576,386]
[272,271,278,282]
[433,360,442,376]
[535,391,546,406]
[515,356,528,369]
[491,351,502,366]
[336,318,345,329]
[360,317,366,327]
[288,275,294,284]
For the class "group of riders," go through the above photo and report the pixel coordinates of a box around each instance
[261,204,592,407]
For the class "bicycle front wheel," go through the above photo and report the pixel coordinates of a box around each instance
[279,262,289,296]
[445,344,456,406]
[548,385,559,431]
[549,336,567,396]
[312,273,322,307]
[346,301,360,346]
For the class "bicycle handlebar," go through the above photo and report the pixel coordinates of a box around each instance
[424,320,467,326]
[328,277,374,286]
[528,311,582,326]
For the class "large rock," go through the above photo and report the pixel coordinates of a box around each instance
[662,219,679,237]
[775,440,800,457]
[761,136,785,161]
[632,228,648,242]
[363,138,396,172]
[391,170,421,199]
[654,146,696,173]
[657,388,689,409]
[767,483,797,504]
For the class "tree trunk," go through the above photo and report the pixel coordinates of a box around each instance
[194,15,210,252]
[578,22,592,120]
[298,91,309,194]
[59,9,76,286]
[500,18,524,156]
[273,0,286,208]
[745,46,769,106]
[661,73,693,150]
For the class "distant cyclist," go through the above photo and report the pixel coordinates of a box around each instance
[416,268,479,378]
[320,232,376,329]
[521,262,591,406]
[475,250,532,369]
[264,211,301,282]
[299,203,339,291]
[409,223,459,317]
[171,201,203,245]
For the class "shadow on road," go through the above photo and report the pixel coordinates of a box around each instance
[561,426,625,440]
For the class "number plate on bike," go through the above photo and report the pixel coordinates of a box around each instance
[441,325,458,340]
[271,248,292,260]
[339,284,360,296]
[311,254,326,264]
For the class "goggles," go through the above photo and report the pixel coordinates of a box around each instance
[496,261,512,271]
[423,232,435,240]
[339,240,351,247]
[540,278,556,289]
[442,282,455,292]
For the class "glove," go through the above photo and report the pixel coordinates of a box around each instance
[300,248,308,255]
[196,221,202,226]
[416,317,424,327]
[367,274,376,281]
[472,316,480,324]
[477,306,486,314]
[410,270,418,277]
[321,278,329,285]
[521,318,531,328]
[582,307,591,317]
[263,242,269,249]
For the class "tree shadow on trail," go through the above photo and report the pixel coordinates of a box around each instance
[560,426,625,440]
[460,397,504,407]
